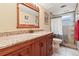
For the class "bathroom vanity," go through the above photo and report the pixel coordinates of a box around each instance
[0,31,53,56]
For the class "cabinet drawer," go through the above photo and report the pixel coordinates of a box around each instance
[46,38,53,55]
[20,45,32,56]
[6,45,32,56]
[6,52,20,56]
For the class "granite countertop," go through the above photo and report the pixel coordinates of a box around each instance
[0,31,52,49]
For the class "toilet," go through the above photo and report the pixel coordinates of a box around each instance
[53,38,62,52]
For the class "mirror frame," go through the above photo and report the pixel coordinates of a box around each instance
[17,3,39,28]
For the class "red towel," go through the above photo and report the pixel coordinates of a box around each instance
[74,20,79,41]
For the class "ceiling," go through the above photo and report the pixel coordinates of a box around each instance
[39,3,77,18]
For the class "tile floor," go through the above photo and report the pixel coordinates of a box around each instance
[52,46,79,56]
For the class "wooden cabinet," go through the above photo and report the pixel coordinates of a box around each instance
[0,33,53,56]
[6,45,33,56]
[19,45,32,56]
[46,34,53,56]
[34,33,53,56]
[46,38,53,55]
[39,38,47,56]
[33,40,40,56]
[34,37,47,56]
[6,51,20,56]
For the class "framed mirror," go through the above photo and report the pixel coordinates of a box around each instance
[17,3,39,28]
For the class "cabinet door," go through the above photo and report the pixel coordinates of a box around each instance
[34,38,47,56]
[39,38,47,56]
[46,37,53,56]
[20,45,32,56]
[33,40,40,56]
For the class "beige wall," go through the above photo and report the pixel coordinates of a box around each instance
[39,5,51,31]
[0,3,51,33]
